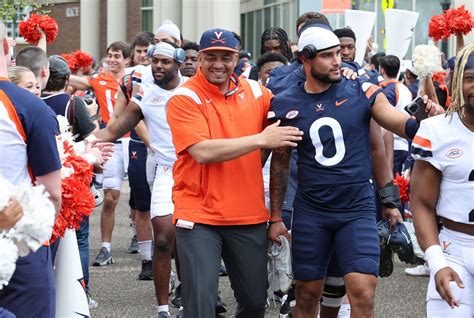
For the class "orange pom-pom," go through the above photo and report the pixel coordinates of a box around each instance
[50,140,94,243]
[445,5,474,35]
[60,53,79,73]
[18,14,58,44]
[428,14,450,41]
[393,173,410,204]
[73,51,94,73]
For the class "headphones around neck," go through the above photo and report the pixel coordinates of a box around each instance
[146,44,186,64]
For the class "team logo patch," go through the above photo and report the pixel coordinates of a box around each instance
[267,111,276,119]
[442,241,452,255]
[315,104,324,112]
[211,31,226,44]
[152,96,165,104]
[285,110,299,119]
[446,148,463,159]
[99,80,107,86]
[335,99,348,107]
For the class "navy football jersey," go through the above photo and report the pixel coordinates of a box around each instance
[270,77,382,212]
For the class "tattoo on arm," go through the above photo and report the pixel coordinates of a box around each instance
[270,147,292,214]
[109,102,143,139]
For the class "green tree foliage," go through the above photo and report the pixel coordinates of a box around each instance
[0,0,50,21]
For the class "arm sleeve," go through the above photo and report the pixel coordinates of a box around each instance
[411,120,441,170]
[26,105,62,177]
[73,97,96,140]
[166,95,210,155]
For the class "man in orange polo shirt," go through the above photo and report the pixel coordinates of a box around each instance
[166,28,303,318]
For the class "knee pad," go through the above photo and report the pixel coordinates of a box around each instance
[321,277,346,308]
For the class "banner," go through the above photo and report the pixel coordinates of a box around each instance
[345,10,376,65]
[385,9,419,60]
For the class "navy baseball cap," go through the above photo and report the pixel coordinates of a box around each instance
[199,28,239,53]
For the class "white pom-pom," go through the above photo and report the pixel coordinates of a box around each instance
[412,45,443,79]
[0,175,55,257]
[56,115,75,144]
[0,237,19,289]
[8,183,55,256]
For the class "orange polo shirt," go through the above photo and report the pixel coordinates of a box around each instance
[166,68,272,226]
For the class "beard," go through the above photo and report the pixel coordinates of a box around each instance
[154,71,175,86]
[310,66,342,84]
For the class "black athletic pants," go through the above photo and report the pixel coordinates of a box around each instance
[176,222,268,318]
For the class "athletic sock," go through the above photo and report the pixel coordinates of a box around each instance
[157,305,169,313]
[101,242,111,252]
[138,240,152,261]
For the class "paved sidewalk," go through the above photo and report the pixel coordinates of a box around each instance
[88,186,429,317]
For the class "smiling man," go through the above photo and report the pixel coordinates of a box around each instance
[166,28,304,318]
[68,41,132,267]
[93,41,187,318]
[268,25,441,318]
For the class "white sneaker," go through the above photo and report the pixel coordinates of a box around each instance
[405,264,429,276]
[86,292,99,309]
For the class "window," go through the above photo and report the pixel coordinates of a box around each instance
[4,10,29,40]
[141,0,153,32]
[241,0,297,59]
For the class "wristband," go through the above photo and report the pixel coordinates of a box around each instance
[425,244,448,276]
[85,134,97,145]
[269,217,282,224]
[74,141,86,154]
[377,182,401,209]
[84,153,97,165]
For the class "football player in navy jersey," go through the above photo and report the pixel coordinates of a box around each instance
[266,14,401,318]
[268,25,442,318]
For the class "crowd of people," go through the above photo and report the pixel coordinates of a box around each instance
[0,7,472,318]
